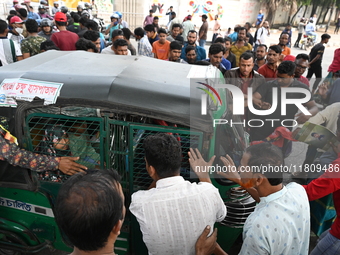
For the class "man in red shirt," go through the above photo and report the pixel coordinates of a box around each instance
[304,115,340,254]
[294,53,310,87]
[51,12,79,51]
[258,45,281,79]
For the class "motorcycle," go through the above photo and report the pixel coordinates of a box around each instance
[300,34,315,50]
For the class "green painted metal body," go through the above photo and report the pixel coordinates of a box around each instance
[0,72,247,254]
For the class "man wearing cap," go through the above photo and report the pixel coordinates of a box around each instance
[105,13,122,41]
[52,2,60,15]
[51,12,79,51]
[10,0,19,11]
[7,16,25,60]
[182,15,195,42]
[101,29,131,55]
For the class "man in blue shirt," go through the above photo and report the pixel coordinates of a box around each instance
[255,9,264,27]
[204,43,231,75]
[180,30,206,62]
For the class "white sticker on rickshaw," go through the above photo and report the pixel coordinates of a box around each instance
[0,197,54,217]
[0,78,63,107]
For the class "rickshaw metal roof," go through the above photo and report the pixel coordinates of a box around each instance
[0,51,216,132]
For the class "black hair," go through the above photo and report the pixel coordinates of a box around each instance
[85,20,98,31]
[40,40,59,51]
[83,30,99,42]
[153,16,159,20]
[188,30,197,36]
[143,133,181,179]
[202,14,207,20]
[214,37,225,44]
[25,18,39,33]
[6,14,15,24]
[113,38,128,48]
[246,143,283,186]
[17,8,27,18]
[122,28,132,40]
[278,61,296,76]
[245,22,251,29]
[321,33,331,40]
[73,13,81,23]
[75,38,98,52]
[280,32,289,38]
[238,27,246,33]
[296,53,309,61]
[158,28,167,35]
[79,17,87,26]
[9,10,17,15]
[55,21,67,27]
[194,60,211,66]
[144,24,155,32]
[240,51,254,62]
[0,20,8,34]
[209,43,225,55]
[172,23,181,30]
[268,45,282,54]
[224,37,232,44]
[257,44,268,51]
[170,40,181,51]
[134,27,144,37]
[185,45,196,54]
[171,12,176,16]
[55,169,123,251]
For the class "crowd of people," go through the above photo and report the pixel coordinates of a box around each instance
[3,2,340,255]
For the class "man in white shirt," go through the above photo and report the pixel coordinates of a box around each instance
[254,21,270,52]
[217,143,310,255]
[101,39,130,55]
[306,20,317,43]
[182,15,195,42]
[130,133,226,255]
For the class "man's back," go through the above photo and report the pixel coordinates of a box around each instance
[51,30,79,51]
[309,43,325,67]
[130,176,226,255]
[240,182,310,255]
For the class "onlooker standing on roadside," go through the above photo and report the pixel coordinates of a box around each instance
[257,45,281,79]
[230,27,252,67]
[143,10,153,28]
[253,44,267,71]
[212,15,220,43]
[294,18,307,48]
[152,28,170,60]
[281,24,292,47]
[307,33,331,94]
[198,14,208,48]
[215,37,236,68]
[277,32,291,61]
[165,6,174,23]
[134,27,153,57]
[253,21,270,52]
[294,53,310,87]
[182,15,194,42]
[21,19,46,59]
[335,15,340,34]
